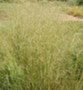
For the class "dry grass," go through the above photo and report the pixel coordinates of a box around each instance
[0,1,83,90]
[68,6,83,18]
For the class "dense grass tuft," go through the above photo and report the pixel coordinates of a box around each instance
[68,6,83,18]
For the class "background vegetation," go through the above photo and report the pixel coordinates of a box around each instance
[0,0,83,5]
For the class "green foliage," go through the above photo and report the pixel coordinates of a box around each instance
[68,0,83,5]
[76,0,83,5]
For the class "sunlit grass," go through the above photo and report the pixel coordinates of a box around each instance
[0,1,83,90]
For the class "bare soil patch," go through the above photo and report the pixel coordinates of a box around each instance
[59,13,83,21]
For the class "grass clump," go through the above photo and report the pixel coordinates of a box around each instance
[68,6,83,18]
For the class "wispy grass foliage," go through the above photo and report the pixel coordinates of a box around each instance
[0,1,83,90]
